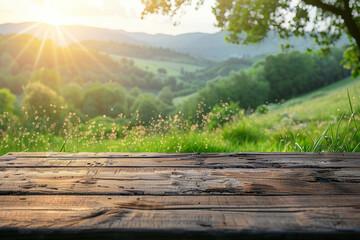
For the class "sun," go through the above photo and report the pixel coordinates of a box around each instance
[38,4,66,26]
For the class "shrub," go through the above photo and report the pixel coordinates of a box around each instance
[30,68,62,92]
[256,104,269,114]
[0,88,16,114]
[82,84,127,118]
[22,82,65,125]
[207,102,241,130]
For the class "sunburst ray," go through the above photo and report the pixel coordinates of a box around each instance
[7,24,47,70]
[32,27,50,72]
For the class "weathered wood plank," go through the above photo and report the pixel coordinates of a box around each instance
[1,152,360,168]
[0,167,359,195]
[0,195,359,233]
[0,152,359,238]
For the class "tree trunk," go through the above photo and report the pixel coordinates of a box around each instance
[342,0,360,59]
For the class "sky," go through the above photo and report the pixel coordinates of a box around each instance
[0,0,219,35]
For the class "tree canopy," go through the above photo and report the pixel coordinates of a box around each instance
[141,0,360,76]
[0,88,16,114]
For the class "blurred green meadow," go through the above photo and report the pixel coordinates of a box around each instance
[1,75,359,155]
[0,32,358,155]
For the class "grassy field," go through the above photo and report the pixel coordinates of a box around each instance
[1,76,359,155]
[232,76,360,151]
[173,92,198,106]
[110,54,204,76]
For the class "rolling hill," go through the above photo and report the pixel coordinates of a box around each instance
[0,22,350,60]
[74,40,215,67]
[0,22,142,46]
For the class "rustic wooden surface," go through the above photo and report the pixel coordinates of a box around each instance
[0,152,360,239]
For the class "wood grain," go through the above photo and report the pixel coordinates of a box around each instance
[1,152,359,168]
[0,167,359,195]
[0,152,359,238]
[1,195,360,231]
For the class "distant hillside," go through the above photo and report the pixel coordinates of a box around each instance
[0,22,350,60]
[179,57,257,90]
[0,22,142,46]
[0,34,170,91]
[194,57,257,79]
[128,31,350,59]
[74,40,215,67]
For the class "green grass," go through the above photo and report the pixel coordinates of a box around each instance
[1,76,359,155]
[267,76,359,121]
[173,92,198,106]
[110,54,204,76]
[236,76,360,152]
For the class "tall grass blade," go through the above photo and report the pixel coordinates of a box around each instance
[347,88,354,113]
[335,113,344,142]
[59,137,68,152]
[352,141,360,152]
[312,123,330,152]
[304,130,314,145]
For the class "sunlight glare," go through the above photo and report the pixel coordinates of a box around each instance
[38,3,66,26]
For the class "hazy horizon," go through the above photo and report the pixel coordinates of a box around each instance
[0,21,222,36]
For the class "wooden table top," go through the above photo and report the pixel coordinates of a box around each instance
[0,152,360,239]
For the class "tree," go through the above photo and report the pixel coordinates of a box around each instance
[263,51,319,100]
[129,87,142,98]
[22,82,65,123]
[157,67,167,75]
[30,68,62,92]
[82,84,127,118]
[165,76,177,91]
[141,0,360,76]
[0,88,16,114]
[63,83,84,109]
[131,94,161,123]
[158,86,174,105]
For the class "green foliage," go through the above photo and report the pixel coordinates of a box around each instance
[129,87,142,98]
[0,71,28,94]
[164,77,177,91]
[131,94,161,124]
[207,102,241,130]
[158,86,174,106]
[0,88,16,114]
[31,68,62,92]
[127,87,142,111]
[142,0,360,76]
[113,57,165,90]
[0,52,19,74]
[343,45,360,78]
[179,57,254,90]
[264,51,317,100]
[1,74,360,155]
[180,69,270,123]
[1,30,359,154]
[157,67,167,75]
[256,104,269,115]
[263,50,350,101]
[63,83,84,110]
[22,82,65,124]
[82,84,127,118]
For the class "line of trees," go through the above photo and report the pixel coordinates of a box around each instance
[179,48,351,123]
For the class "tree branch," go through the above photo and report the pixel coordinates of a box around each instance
[303,0,344,16]
[342,0,360,54]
